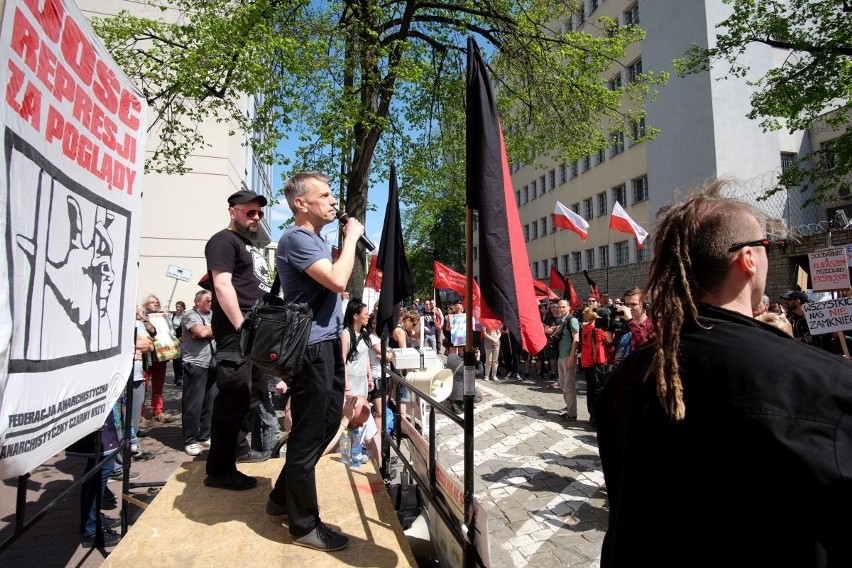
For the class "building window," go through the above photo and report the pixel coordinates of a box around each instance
[577,2,586,26]
[549,169,556,190]
[582,155,591,172]
[539,175,546,196]
[624,3,639,25]
[533,261,540,279]
[599,245,610,269]
[597,148,606,165]
[590,0,599,12]
[522,185,528,204]
[597,192,608,216]
[559,163,568,184]
[571,202,580,214]
[585,249,595,271]
[627,58,642,83]
[515,190,521,206]
[523,224,529,242]
[608,73,623,91]
[531,221,539,240]
[583,198,594,220]
[820,141,836,171]
[561,254,570,274]
[571,161,579,178]
[530,180,538,201]
[540,217,547,237]
[632,175,649,203]
[611,131,625,156]
[635,238,648,262]
[612,184,627,206]
[615,240,629,266]
[630,118,645,140]
[781,152,796,173]
[572,251,582,273]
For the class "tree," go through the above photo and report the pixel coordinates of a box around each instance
[674,0,852,204]
[93,0,666,297]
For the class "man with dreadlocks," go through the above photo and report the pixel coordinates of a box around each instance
[595,180,852,567]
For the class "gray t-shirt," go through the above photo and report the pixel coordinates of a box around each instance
[181,310,215,367]
[276,226,342,344]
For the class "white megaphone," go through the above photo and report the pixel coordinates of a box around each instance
[404,366,453,402]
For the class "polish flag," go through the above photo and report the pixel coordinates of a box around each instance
[553,201,589,241]
[610,201,649,248]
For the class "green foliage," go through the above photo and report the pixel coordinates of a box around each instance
[674,0,852,204]
[94,0,665,295]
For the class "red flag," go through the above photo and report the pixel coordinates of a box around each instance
[549,266,566,293]
[553,201,589,242]
[565,275,581,310]
[364,255,382,290]
[610,201,649,248]
[533,279,559,300]
[465,38,546,355]
[433,261,500,329]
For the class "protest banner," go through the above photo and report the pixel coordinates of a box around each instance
[0,0,146,479]
[803,297,852,357]
[808,248,850,292]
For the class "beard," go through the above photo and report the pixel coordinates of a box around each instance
[233,219,258,240]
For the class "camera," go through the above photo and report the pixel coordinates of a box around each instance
[594,307,629,335]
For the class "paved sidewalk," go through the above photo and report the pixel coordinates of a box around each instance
[433,375,607,567]
[0,368,608,567]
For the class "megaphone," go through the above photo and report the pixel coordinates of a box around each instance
[404,366,453,402]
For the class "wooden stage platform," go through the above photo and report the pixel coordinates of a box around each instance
[104,455,418,567]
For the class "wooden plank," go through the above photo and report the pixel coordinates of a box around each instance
[105,455,417,567]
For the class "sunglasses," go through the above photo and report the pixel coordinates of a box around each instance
[232,207,264,219]
[728,238,770,252]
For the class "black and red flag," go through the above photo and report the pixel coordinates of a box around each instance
[376,165,416,336]
[465,38,546,355]
[565,274,582,311]
[549,266,566,294]
[582,269,601,298]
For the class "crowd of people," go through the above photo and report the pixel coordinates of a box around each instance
[77,175,851,564]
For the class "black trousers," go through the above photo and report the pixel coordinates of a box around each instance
[270,338,344,537]
[206,338,261,475]
[583,364,609,421]
[181,361,218,445]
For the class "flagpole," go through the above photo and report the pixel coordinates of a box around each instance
[606,224,612,293]
[463,205,475,560]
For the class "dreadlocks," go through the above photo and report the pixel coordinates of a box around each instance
[642,180,758,419]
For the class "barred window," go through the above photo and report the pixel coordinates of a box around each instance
[559,163,568,184]
[582,155,591,171]
[624,3,639,25]
[781,152,795,173]
[615,240,629,266]
[571,162,579,178]
[627,58,643,83]
[599,245,609,269]
[583,198,594,220]
[572,251,582,273]
[632,175,649,203]
[631,118,646,140]
[597,192,608,216]
[612,184,626,206]
[549,169,556,190]
[585,249,595,271]
[611,131,625,156]
[635,238,648,262]
[597,148,606,165]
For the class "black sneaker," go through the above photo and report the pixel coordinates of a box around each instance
[100,513,121,529]
[236,450,271,464]
[131,450,155,461]
[81,528,122,548]
[265,497,288,517]
[204,471,257,491]
[293,523,349,551]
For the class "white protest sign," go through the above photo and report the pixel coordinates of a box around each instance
[166,265,192,282]
[846,244,852,268]
[0,0,146,479]
[808,248,850,292]
[803,297,852,335]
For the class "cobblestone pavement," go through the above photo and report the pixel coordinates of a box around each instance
[432,374,607,568]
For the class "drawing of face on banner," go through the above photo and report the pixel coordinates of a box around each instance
[6,131,130,370]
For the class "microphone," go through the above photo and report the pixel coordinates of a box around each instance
[335,210,375,251]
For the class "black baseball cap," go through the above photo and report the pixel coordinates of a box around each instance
[781,290,810,303]
[227,190,267,207]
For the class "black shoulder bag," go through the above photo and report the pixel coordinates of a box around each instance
[239,274,313,379]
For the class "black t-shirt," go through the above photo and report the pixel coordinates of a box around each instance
[205,229,272,343]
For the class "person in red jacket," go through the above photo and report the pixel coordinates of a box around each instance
[579,306,611,426]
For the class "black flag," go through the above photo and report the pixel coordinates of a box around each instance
[376,165,416,336]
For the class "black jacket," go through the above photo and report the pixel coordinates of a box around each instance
[596,304,852,568]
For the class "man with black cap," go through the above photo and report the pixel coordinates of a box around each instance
[203,189,272,491]
[781,289,826,348]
